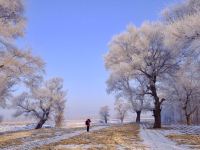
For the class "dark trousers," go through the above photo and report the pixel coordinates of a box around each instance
[87,126,90,132]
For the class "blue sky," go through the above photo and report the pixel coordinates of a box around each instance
[17,0,181,119]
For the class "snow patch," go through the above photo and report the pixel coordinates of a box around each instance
[140,123,191,150]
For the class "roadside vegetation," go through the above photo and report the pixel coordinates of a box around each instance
[167,134,200,149]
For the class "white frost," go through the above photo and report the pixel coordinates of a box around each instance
[140,123,191,150]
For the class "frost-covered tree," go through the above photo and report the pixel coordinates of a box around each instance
[163,0,200,59]
[162,0,200,23]
[99,106,110,124]
[106,67,150,123]
[161,0,200,125]
[54,87,66,128]
[105,24,181,128]
[131,76,152,123]
[14,78,67,129]
[114,98,128,123]
[0,50,45,107]
[0,0,25,40]
[0,0,45,109]
[106,67,137,120]
[165,62,200,125]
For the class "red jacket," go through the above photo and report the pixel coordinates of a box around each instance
[85,119,91,126]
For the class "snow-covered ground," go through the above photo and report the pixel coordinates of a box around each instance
[0,118,133,133]
[1,119,200,150]
[170,124,200,135]
[0,124,28,133]
[0,122,53,133]
[140,123,192,150]
[0,121,37,133]
[2,126,108,150]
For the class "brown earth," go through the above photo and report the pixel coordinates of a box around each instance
[167,134,200,149]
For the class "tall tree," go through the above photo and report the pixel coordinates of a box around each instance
[0,0,45,109]
[105,24,181,128]
[162,0,200,125]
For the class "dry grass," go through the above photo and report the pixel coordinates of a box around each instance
[167,134,200,149]
[0,131,32,142]
[30,127,84,140]
[36,124,145,150]
[0,131,32,148]
[0,126,86,149]
[0,128,58,148]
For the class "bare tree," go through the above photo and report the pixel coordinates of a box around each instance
[99,106,110,124]
[14,78,67,129]
[114,98,128,123]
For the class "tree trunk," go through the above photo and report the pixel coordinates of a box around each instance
[153,106,161,128]
[136,111,141,123]
[180,107,184,123]
[105,118,107,124]
[120,118,123,124]
[196,108,199,125]
[186,115,192,125]
[183,105,194,125]
[35,119,47,129]
[153,113,162,128]
[149,78,162,129]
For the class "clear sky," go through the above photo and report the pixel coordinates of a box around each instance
[16,0,181,119]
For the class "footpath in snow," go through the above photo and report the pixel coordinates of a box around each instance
[140,123,191,150]
[2,126,107,150]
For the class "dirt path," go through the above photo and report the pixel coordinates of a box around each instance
[2,126,107,150]
[140,123,191,150]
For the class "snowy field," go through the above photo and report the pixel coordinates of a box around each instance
[1,126,107,150]
[140,123,191,150]
[0,121,34,133]
[0,119,200,149]
[0,118,137,133]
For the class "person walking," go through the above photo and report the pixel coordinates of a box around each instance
[85,119,91,132]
